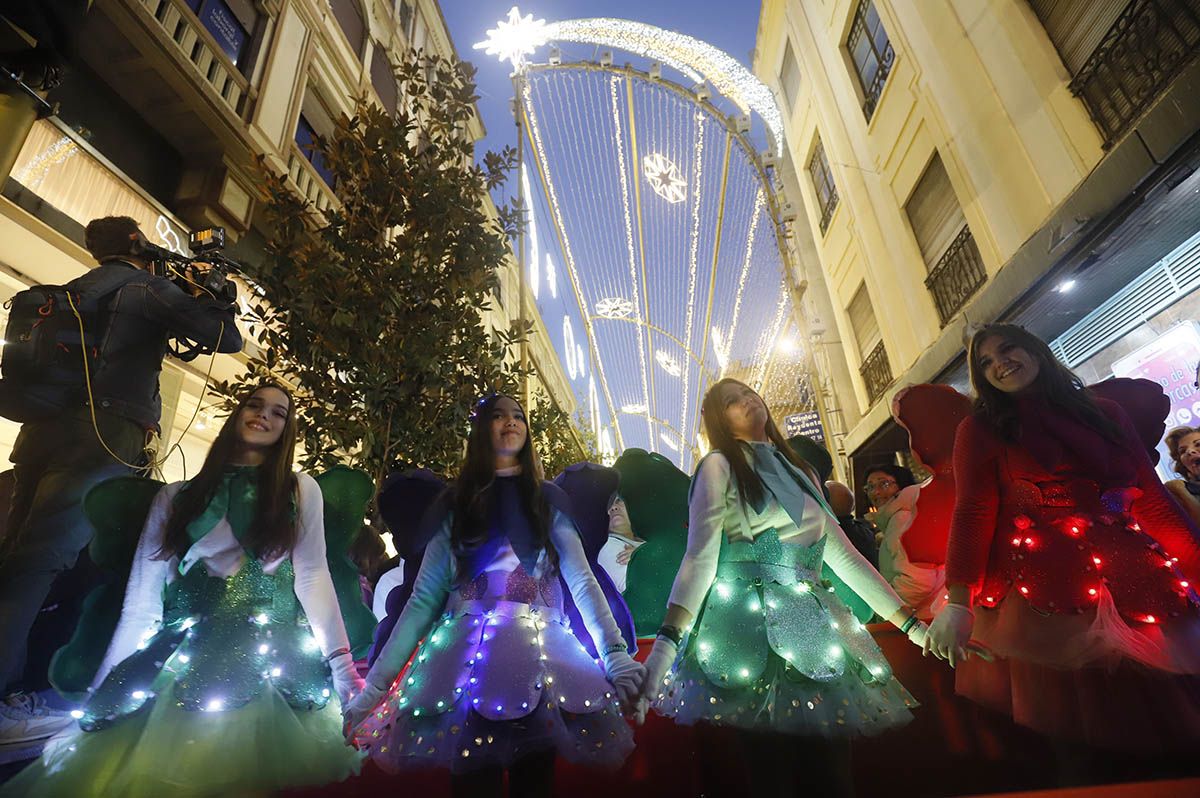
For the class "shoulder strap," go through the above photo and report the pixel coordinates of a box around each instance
[73,268,147,310]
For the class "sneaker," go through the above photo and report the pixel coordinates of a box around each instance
[0,692,74,745]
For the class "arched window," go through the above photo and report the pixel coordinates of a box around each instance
[370,48,398,115]
[330,0,366,58]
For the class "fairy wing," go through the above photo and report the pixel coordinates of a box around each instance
[614,448,692,638]
[312,465,379,659]
[369,469,448,665]
[49,476,164,699]
[1089,377,1172,464]
[892,384,972,565]
[551,463,637,655]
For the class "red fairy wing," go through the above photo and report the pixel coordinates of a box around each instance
[892,384,972,565]
[1088,377,1171,465]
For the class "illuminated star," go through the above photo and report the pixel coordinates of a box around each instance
[595,296,635,319]
[473,7,548,69]
[643,153,687,203]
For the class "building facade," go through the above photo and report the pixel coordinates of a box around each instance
[0,0,572,481]
[755,0,1200,499]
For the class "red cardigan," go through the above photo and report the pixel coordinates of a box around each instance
[946,397,1200,619]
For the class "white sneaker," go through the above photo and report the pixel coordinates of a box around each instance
[0,692,75,745]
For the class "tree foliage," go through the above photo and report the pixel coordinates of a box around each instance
[217,52,531,483]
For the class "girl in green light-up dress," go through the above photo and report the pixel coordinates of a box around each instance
[639,379,934,796]
[3,384,364,798]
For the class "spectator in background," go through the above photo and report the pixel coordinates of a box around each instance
[1165,426,1200,527]
[826,481,879,568]
[867,464,946,619]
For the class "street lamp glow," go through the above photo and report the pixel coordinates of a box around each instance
[776,336,798,355]
[1057,279,1076,293]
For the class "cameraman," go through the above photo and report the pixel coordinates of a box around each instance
[0,215,242,745]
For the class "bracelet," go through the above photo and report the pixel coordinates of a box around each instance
[657,624,684,646]
[601,642,627,656]
[324,647,351,663]
[899,613,919,635]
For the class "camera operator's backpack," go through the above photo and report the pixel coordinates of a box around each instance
[0,268,142,422]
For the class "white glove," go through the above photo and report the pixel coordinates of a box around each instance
[601,648,645,711]
[342,679,388,741]
[906,620,930,649]
[329,652,366,707]
[634,635,679,724]
[924,603,974,667]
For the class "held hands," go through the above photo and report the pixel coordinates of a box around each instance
[923,603,974,667]
[601,648,646,714]
[634,635,678,725]
[341,679,388,743]
[329,651,366,707]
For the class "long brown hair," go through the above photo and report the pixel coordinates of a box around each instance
[700,378,817,510]
[967,324,1119,443]
[159,383,299,561]
[449,393,557,580]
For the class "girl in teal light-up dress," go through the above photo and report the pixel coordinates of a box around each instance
[3,384,364,798]
[638,379,941,796]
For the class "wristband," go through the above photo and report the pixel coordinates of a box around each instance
[324,647,351,663]
[899,613,919,635]
[601,642,626,656]
[657,624,684,646]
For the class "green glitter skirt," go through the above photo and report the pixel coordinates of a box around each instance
[655,532,916,737]
[0,681,361,798]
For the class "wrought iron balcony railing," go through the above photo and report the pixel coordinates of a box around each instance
[859,341,892,405]
[1069,0,1200,147]
[924,224,987,326]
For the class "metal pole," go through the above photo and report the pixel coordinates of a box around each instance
[513,69,530,411]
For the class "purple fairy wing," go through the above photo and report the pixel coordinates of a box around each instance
[544,475,637,656]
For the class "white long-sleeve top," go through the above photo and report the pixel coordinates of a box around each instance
[666,451,905,619]
[93,472,352,688]
[365,505,626,692]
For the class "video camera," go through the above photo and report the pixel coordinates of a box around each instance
[136,227,242,361]
[137,226,240,306]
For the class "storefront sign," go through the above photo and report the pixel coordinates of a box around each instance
[1111,322,1200,476]
[197,0,249,66]
[783,411,825,443]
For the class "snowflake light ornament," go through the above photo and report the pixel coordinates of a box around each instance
[473,7,549,69]
[655,350,682,377]
[643,153,687,203]
[595,297,635,319]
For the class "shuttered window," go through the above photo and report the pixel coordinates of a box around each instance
[1027,0,1128,73]
[779,40,802,109]
[371,50,398,115]
[848,282,881,357]
[905,153,966,270]
[331,0,366,59]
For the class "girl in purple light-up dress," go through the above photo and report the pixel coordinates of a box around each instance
[343,395,643,796]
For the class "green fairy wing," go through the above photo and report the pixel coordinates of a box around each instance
[312,465,378,659]
[613,449,691,637]
[49,476,165,700]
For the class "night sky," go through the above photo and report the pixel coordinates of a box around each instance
[438,1,763,177]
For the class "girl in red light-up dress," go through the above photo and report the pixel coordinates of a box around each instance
[926,325,1200,752]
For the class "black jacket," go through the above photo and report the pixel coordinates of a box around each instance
[79,260,242,429]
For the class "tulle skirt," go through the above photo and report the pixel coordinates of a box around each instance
[960,587,1200,751]
[350,600,634,774]
[0,682,361,798]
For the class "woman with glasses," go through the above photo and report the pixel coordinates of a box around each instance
[926,324,1200,770]
[867,465,947,620]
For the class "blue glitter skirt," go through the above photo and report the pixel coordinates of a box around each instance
[655,532,916,737]
[351,596,634,773]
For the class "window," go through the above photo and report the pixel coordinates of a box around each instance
[847,283,881,359]
[331,0,366,58]
[905,154,965,269]
[184,0,256,67]
[847,0,894,120]
[398,0,415,40]
[779,40,802,109]
[808,139,839,234]
[1027,0,1128,74]
[295,115,335,188]
[371,50,398,115]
